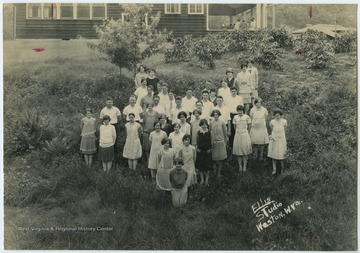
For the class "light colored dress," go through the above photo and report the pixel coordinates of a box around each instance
[123,122,142,159]
[156,148,175,191]
[169,131,185,158]
[233,114,252,156]
[179,145,196,187]
[80,117,97,154]
[179,122,191,135]
[148,130,167,169]
[268,119,287,160]
[210,120,227,161]
[250,106,269,145]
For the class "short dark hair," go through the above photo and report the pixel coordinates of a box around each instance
[177,111,188,119]
[173,123,181,129]
[217,96,224,101]
[162,82,168,87]
[147,85,154,90]
[182,134,191,142]
[236,105,245,112]
[199,119,209,127]
[230,86,237,91]
[141,78,147,84]
[102,115,111,121]
[273,108,283,115]
[241,64,247,69]
[175,96,182,101]
[161,137,171,146]
[128,112,135,118]
[210,88,217,93]
[153,120,161,127]
[202,90,209,94]
[211,109,221,117]
[153,95,160,100]
[254,98,261,105]
[192,109,202,116]
[137,65,146,72]
[196,100,203,106]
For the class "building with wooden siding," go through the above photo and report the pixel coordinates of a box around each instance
[12,3,269,39]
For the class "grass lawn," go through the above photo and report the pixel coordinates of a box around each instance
[3,39,357,250]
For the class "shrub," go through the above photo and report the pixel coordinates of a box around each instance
[298,30,334,69]
[270,26,295,50]
[192,33,229,69]
[333,31,357,53]
[164,35,194,63]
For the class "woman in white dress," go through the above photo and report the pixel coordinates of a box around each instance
[249,99,269,161]
[268,109,287,175]
[233,105,252,172]
[123,113,143,170]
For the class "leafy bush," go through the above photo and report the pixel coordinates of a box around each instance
[298,30,334,69]
[305,41,334,69]
[333,31,357,53]
[270,26,295,49]
[192,33,229,68]
[164,35,194,63]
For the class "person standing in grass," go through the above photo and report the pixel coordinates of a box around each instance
[235,64,252,114]
[210,109,228,178]
[159,113,172,136]
[134,65,148,89]
[142,103,158,164]
[140,85,154,111]
[196,119,212,185]
[178,111,191,135]
[247,61,259,105]
[123,96,143,123]
[134,78,149,107]
[268,109,287,175]
[182,89,198,118]
[233,105,252,172]
[99,97,121,153]
[225,67,235,88]
[123,113,143,171]
[98,115,116,172]
[169,123,185,159]
[217,80,232,105]
[249,99,269,161]
[179,134,197,188]
[80,108,97,167]
[146,69,160,95]
[169,159,188,208]
[227,86,244,149]
[209,88,218,106]
[190,109,202,147]
[156,138,176,191]
[148,121,167,182]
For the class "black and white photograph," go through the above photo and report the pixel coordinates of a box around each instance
[2,2,358,250]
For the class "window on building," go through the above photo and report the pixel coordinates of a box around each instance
[43,4,57,19]
[165,4,181,14]
[60,4,74,19]
[77,3,90,19]
[92,4,106,19]
[188,4,204,14]
[28,3,41,19]
[26,3,106,20]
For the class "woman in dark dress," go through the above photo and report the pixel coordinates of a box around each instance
[196,119,212,185]
[159,113,172,136]
[146,69,160,95]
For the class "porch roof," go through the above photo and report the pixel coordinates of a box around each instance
[208,4,256,16]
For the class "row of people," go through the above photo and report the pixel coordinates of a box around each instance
[80,98,287,181]
[134,62,259,112]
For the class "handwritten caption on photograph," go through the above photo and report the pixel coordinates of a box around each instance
[251,197,303,232]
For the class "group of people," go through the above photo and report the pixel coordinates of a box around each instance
[79,63,287,207]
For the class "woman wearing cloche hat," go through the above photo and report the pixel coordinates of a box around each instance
[225,67,235,87]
